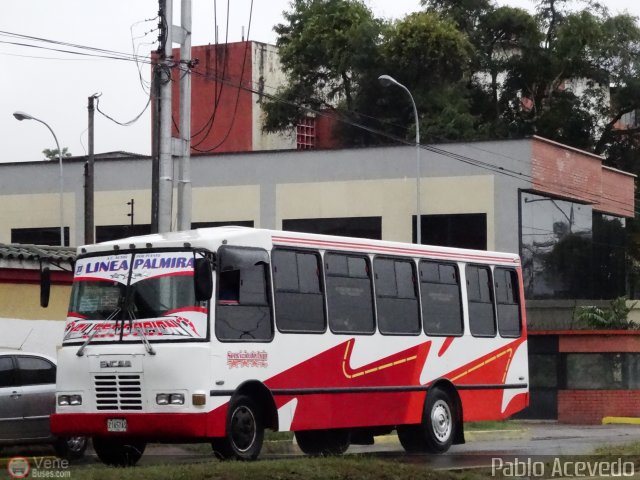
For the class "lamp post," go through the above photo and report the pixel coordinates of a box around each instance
[378,74,422,245]
[13,111,65,246]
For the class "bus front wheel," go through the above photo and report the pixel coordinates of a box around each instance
[212,395,264,460]
[92,437,146,466]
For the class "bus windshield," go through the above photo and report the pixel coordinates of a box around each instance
[63,251,209,345]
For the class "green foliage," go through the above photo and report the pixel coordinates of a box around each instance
[42,147,71,160]
[575,297,639,330]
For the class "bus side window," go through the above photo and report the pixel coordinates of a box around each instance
[420,261,463,336]
[325,253,374,334]
[374,257,420,335]
[466,265,497,337]
[273,249,325,333]
[495,268,522,337]
[215,246,273,342]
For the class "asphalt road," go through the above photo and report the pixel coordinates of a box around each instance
[2,422,640,470]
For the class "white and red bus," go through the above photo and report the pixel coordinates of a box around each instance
[50,227,528,465]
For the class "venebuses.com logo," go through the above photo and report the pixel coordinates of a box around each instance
[7,456,71,479]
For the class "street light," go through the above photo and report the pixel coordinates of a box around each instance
[378,74,422,245]
[13,111,65,246]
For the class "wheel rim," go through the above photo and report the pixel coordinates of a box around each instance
[66,436,86,452]
[430,399,452,443]
[230,405,256,453]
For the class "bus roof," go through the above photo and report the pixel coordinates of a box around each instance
[79,226,520,265]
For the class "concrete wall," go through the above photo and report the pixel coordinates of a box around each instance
[0,318,65,358]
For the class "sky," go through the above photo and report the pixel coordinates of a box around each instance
[1,0,639,163]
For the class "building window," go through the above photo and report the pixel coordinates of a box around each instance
[296,116,315,150]
[283,217,382,240]
[414,214,487,250]
[11,227,69,246]
[192,221,254,229]
[96,225,151,243]
[520,192,593,299]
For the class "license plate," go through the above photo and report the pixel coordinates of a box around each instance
[107,418,127,432]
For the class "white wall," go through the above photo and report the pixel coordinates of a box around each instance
[0,318,65,358]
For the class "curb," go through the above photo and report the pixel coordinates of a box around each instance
[602,416,640,425]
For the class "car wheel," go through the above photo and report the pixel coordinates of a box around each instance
[54,436,88,460]
[92,437,146,466]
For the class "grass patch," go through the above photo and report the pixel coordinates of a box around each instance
[593,442,640,456]
[72,456,487,480]
[464,421,522,431]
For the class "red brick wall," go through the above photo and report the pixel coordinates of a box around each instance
[530,137,635,218]
[559,333,640,353]
[172,42,253,153]
[558,390,640,424]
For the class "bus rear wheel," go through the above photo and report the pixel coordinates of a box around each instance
[295,429,350,456]
[212,395,264,460]
[397,387,456,454]
[92,437,146,466]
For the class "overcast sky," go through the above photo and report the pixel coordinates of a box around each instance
[1,0,639,163]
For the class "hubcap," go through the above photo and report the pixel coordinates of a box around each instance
[66,436,86,452]
[430,399,452,442]
[230,405,256,452]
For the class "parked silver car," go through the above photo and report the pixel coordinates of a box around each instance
[0,350,87,459]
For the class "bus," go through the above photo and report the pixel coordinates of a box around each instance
[49,227,528,465]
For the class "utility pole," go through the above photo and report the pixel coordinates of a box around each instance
[85,93,99,244]
[127,199,135,234]
[176,0,192,231]
[157,0,174,233]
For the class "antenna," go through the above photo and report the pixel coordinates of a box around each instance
[0,328,33,351]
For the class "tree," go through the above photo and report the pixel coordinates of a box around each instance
[42,147,72,160]
[261,0,382,135]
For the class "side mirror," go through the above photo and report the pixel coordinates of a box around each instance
[194,257,213,302]
[40,267,51,308]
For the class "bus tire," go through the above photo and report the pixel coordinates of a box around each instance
[92,437,146,466]
[213,395,264,460]
[423,388,455,453]
[397,387,456,454]
[295,429,350,456]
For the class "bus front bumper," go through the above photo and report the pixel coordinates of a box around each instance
[51,412,221,439]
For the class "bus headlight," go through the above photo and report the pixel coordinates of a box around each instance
[156,393,184,405]
[58,394,82,406]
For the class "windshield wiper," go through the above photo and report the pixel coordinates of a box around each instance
[76,308,121,357]
[135,325,156,355]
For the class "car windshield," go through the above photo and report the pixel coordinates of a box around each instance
[64,251,209,344]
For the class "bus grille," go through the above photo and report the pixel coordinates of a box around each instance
[94,374,142,410]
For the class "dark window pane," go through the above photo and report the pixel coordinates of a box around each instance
[374,259,397,297]
[12,227,70,246]
[0,357,15,388]
[16,356,55,385]
[565,353,624,389]
[95,225,151,243]
[529,354,558,388]
[273,250,325,333]
[273,250,298,292]
[420,261,463,336]
[216,247,273,341]
[283,217,382,240]
[191,221,254,229]
[375,258,419,334]
[495,268,522,338]
[326,253,374,334]
[467,265,496,337]
[415,214,487,249]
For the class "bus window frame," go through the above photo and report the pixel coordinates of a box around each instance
[271,247,328,335]
[214,245,275,343]
[373,255,421,336]
[419,259,465,338]
[324,251,376,336]
[465,263,498,338]
[494,266,523,339]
